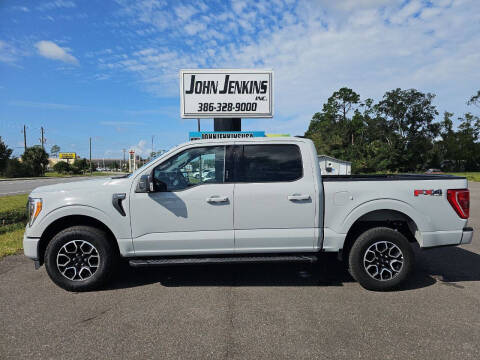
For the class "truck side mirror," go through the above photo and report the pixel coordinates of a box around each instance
[135,174,150,193]
[154,179,168,192]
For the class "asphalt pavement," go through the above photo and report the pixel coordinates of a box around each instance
[1,183,479,359]
[0,176,111,196]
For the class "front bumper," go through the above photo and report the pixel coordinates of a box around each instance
[461,227,474,245]
[23,233,40,260]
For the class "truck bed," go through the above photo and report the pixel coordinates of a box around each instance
[321,174,469,251]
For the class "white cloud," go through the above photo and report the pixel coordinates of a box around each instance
[130,139,149,156]
[37,0,76,11]
[184,22,207,35]
[35,40,79,65]
[102,0,480,136]
[9,100,79,110]
[0,41,20,64]
[174,4,198,21]
[12,6,30,12]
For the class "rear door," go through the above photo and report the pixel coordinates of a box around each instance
[232,142,316,253]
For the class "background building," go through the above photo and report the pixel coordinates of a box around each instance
[318,155,351,175]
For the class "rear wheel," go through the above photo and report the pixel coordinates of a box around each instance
[348,227,414,291]
[45,226,117,291]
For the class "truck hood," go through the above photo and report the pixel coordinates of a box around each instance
[29,177,130,197]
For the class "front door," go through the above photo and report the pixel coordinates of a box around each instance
[233,143,316,252]
[130,145,234,256]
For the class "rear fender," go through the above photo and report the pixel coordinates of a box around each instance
[341,199,430,235]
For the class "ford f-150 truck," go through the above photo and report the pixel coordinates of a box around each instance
[23,137,473,291]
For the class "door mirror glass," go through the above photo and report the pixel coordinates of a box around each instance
[153,179,168,192]
[135,174,150,193]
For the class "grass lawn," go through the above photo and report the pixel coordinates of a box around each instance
[0,193,28,213]
[45,171,124,177]
[0,194,28,257]
[0,222,24,257]
[446,172,480,182]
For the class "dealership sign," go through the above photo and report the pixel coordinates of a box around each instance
[180,69,273,118]
[189,131,265,141]
[59,152,76,159]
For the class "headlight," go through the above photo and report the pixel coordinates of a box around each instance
[27,198,42,226]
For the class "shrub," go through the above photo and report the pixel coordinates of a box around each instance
[4,158,32,178]
[53,161,71,174]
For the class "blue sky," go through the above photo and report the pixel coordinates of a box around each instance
[0,0,479,158]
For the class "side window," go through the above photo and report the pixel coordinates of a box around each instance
[153,146,225,191]
[236,144,303,182]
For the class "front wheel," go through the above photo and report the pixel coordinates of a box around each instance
[45,226,117,291]
[348,227,414,291]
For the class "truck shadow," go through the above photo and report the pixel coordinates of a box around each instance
[106,246,480,291]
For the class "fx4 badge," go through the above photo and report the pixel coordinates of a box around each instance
[414,189,442,197]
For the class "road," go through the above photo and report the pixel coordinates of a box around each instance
[1,183,479,359]
[0,176,111,196]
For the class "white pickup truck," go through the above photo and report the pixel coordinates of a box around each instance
[23,137,473,291]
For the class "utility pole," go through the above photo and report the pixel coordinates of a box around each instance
[151,135,154,159]
[89,137,92,175]
[40,127,46,150]
[122,149,126,171]
[23,125,27,152]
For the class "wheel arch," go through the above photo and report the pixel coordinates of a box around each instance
[341,208,420,262]
[37,215,120,266]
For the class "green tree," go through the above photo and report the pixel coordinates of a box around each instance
[305,87,444,173]
[53,161,71,174]
[456,113,480,170]
[306,88,361,156]
[375,88,439,171]
[22,146,49,176]
[467,90,480,107]
[50,145,60,158]
[0,137,13,175]
[73,158,89,174]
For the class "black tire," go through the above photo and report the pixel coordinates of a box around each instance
[45,226,117,292]
[348,227,414,291]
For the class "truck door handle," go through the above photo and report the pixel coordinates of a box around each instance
[206,196,229,203]
[288,194,311,201]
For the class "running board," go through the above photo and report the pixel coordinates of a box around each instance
[129,255,318,267]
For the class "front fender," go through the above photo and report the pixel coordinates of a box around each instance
[27,205,121,240]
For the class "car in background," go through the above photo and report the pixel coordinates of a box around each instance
[425,168,443,174]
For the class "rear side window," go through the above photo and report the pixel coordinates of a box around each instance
[236,144,303,182]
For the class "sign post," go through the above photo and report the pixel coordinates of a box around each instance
[128,150,135,173]
[180,69,273,131]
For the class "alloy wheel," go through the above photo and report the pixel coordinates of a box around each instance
[56,240,100,281]
[363,241,404,281]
